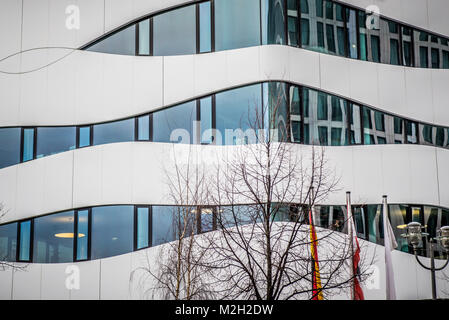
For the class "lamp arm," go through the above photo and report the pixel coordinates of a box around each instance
[414,250,432,271]
[434,256,449,271]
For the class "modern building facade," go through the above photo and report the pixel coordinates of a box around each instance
[0,0,449,299]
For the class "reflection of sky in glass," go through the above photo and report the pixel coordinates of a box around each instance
[36,127,76,159]
[91,206,133,260]
[0,128,21,169]
[33,211,74,263]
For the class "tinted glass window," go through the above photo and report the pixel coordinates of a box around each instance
[153,102,197,144]
[346,8,358,59]
[200,97,213,144]
[138,19,150,55]
[287,0,299,46]
[79,126,91,148]
[93,119,135,146]
[152,206,176,246]
[300,0,346,56]
[76,210,89,261]
[23,128,34,162]
[261,0,286,45]
[87,25,136,56]
[303,88,348,146]
[91,206,134,260]
[137,207,150,249]
[349,103,362,144]
[19,220,31,261]
[215,84,262,145]
[137,115,150,141]
[153,5,196,56]
[199,1,212,53]
[0,222,17,262]
[0,128,21,169]
[33,211,74,263]
[36,127,76,159]
[264,82,289,142]
[289,86,301,143]
[215,0,261,51]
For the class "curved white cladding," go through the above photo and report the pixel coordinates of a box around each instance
[3,0,449,63]
[1,45,449,127]
[337,0,449,37]
[0,236,447,300]
[0,142,448,224]
[3,0,448,62]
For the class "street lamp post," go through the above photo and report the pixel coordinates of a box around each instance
[401,223,449,300]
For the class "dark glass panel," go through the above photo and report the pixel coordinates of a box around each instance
[215,84,262,145]
[36,127,76,159]
[93,118,135,146]
[443,51,449,69]
[326,24,336,53]
[264,82,289,142]
[300,0,309,13]
[421,124,434,144]
[406,121,419,144]
[389,204,412,253]
[0,222,17,262]
[431,48,440,68]
[371,35,380,62]
[91,206,134,260]
[0,128,21,169]
[301,18,310,45]
[420,46,429,68]
[87,25,136,56]
[287,0,299,46]
[349,103,362,144]
[367,205,383,245]
[153,5,196,56]
[215,0,261,51]
[390,39,400,65]
[153,101,197,144]
[436,127,445,147]
[152,206,176,246]
[304,88,347,146]
[346,8,358,59]
[33,211,74,263]
[262,0,286,45]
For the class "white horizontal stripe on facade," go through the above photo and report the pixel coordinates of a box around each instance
[0,45,449,128]
[0,142,448,224]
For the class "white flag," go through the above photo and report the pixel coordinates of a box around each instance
[383,196,398,300]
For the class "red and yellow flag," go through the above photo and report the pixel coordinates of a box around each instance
[309,209,323,300]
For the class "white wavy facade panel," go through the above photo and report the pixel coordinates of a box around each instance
[0,46,449,127]
[0,143,447,224]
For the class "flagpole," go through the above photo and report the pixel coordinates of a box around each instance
[346,191,355,300]
[383,195,398,300]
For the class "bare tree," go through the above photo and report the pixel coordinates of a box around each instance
[131,83,372,300]
[197,84,371,300]
[0,203,26,271]
[131,144,216,300]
